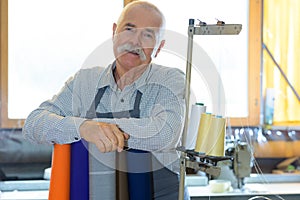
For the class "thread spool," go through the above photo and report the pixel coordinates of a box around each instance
[206,116,226,156]
[194,113,212,153]
[186,103,206,149]
[194,114,226,156]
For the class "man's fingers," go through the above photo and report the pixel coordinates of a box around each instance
[81,121,128,153]
[99,124,122,152]
[123,133,130,140]
[95,139,106,153]
[110,124,129,151]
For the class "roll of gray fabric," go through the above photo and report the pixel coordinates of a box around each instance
[89,144,116,200]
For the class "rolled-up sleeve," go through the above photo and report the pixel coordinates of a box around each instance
[22,75,86,144]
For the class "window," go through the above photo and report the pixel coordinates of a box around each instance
[0,0,123,127]
[148,0,261,125]
[1,0,261,128]
[263,0,300,125]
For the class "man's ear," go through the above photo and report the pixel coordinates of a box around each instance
[154,40,165,58]
[112,23,117,39]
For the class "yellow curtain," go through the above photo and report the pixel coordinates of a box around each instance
[263,0,300,124]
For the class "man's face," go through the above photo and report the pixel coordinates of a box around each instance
[112,6,163,71]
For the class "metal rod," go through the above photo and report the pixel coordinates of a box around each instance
[263,43,300,102]
[178,154,187,200]
[178,18,195,200]
[182,20,195,146]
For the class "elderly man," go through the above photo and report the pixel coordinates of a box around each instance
[23,1,189,199]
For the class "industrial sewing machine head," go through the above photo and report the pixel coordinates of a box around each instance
[177,140,252,189]
[224,141,252,189]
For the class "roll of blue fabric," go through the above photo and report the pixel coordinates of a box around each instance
[70,140,89,200]
[127,149,153,200]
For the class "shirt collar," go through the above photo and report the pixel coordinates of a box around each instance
[97,61,153,91]
[96,61,117,90]
[133,63,152,90]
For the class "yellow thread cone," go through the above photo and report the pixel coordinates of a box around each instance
[207,117,226,156]
[194,113,212,153]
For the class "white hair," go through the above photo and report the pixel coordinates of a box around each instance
[117,1,166,43]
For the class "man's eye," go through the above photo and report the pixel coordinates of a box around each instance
[145,33,153,38]
[125,27,133,31]
[142,31,155,39]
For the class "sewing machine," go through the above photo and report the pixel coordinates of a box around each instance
[178,18,243,200]
[226,141,252,188]
[177,140,252,189]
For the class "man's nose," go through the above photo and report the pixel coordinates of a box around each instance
[128,30,142,46]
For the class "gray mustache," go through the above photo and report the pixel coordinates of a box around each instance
[117,43,147,61]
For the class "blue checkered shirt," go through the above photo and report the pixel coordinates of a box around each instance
[23,62,185,172]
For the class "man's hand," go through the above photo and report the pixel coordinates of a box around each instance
[79,120,129,153]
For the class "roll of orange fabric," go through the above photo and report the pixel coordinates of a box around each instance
[48,144,71,200]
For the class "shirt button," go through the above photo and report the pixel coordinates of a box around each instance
[120,99,124,103]
[74,137,79,140]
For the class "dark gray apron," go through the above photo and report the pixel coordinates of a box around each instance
[87,86,189,200]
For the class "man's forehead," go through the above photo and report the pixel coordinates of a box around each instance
[120,5,162,29]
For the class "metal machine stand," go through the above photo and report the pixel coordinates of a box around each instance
[178,19,242,200]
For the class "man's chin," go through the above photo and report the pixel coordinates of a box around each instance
[116,59,141,69]
[117,55,149,67]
